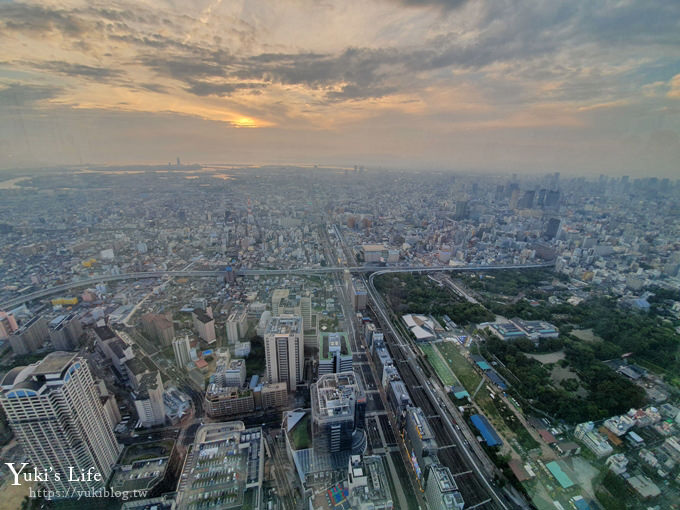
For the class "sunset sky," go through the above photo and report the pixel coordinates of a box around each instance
[0,0,679,175]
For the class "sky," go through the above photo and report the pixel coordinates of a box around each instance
[0,0,679,176]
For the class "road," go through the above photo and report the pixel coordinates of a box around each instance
[1,262,554,309]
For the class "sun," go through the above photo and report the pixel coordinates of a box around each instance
[233,117,256,127]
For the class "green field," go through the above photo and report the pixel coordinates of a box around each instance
[420,343,457,386]
[435,342,482,391]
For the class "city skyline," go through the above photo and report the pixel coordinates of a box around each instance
[0,0,679,176]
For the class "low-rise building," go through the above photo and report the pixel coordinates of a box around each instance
[575,422,613,458]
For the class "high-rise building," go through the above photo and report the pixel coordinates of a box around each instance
[454,200,469,220]
[204,385,255,418]
[318,332,352,375]
[256,311,272,336]
[347,455,394,510]
[0,352,121,493]
[264,316,303,391]
[9,315,48,355]
[96,380,121,430]
[214,358,246,388]
[536,188,547,207]
[192,308,216,344]
[226,309,248,344]
[544,217,561,240]
[299,296,312,330]
[352,279,368,310]
[425,464,465,510]
[260,382,288,409]
[48,313,83,351]
[141,313,175,347]
[545,189,560,208]
[173,335,192,368]
[271,289,290,316]
[133,371,165,428]
[311,372,366,455]
[517,190,536,209]
[404,406,439,482]
[0,310,19,339]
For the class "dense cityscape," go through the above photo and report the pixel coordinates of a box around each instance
[0,165,678,510]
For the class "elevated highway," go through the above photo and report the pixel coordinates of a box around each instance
[0,261,553,309]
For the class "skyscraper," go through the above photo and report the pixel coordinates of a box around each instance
[425,464,465,510]
[517,190,536,209]
[545,189,560,208]
[0,352,121,493]
[48,313,83,351]
[271,289,290,316]
[544,217,561,240]
[264,316,304,391]
[173,335,192,368]
[133,371,165,428]
[9,315,48,355]
[311,372,366,455]
[454,200,469,220]
[299,296,312,331]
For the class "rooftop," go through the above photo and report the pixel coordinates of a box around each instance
[177,422,263,510]
[312,372,364,423]
[349,455,392,506]
[265,315,301,336]
[192,308,213,324]
[31,351,78,376]
[319,331,351,360]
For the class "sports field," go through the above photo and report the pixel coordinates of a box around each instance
[435,341,482,392]
[420,343,458,386]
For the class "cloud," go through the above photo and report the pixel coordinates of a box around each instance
[0,3,90,37]
[391,0,469,9]
[184,80,265,97]
[137,83,170,94]
[669,74,680,99]
[32,61,124,81]
[325,84,398,102]
[0,83,62,108]
[0,0,678,174]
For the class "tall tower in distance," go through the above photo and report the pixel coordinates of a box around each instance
[0,352,121,493]
[264,316,303,392]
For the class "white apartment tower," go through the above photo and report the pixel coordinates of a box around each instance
[264,316,303,392]
[133,371,165,428]
[0,352,121,493]
[173,335,192,368]
[299,296,312,330]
